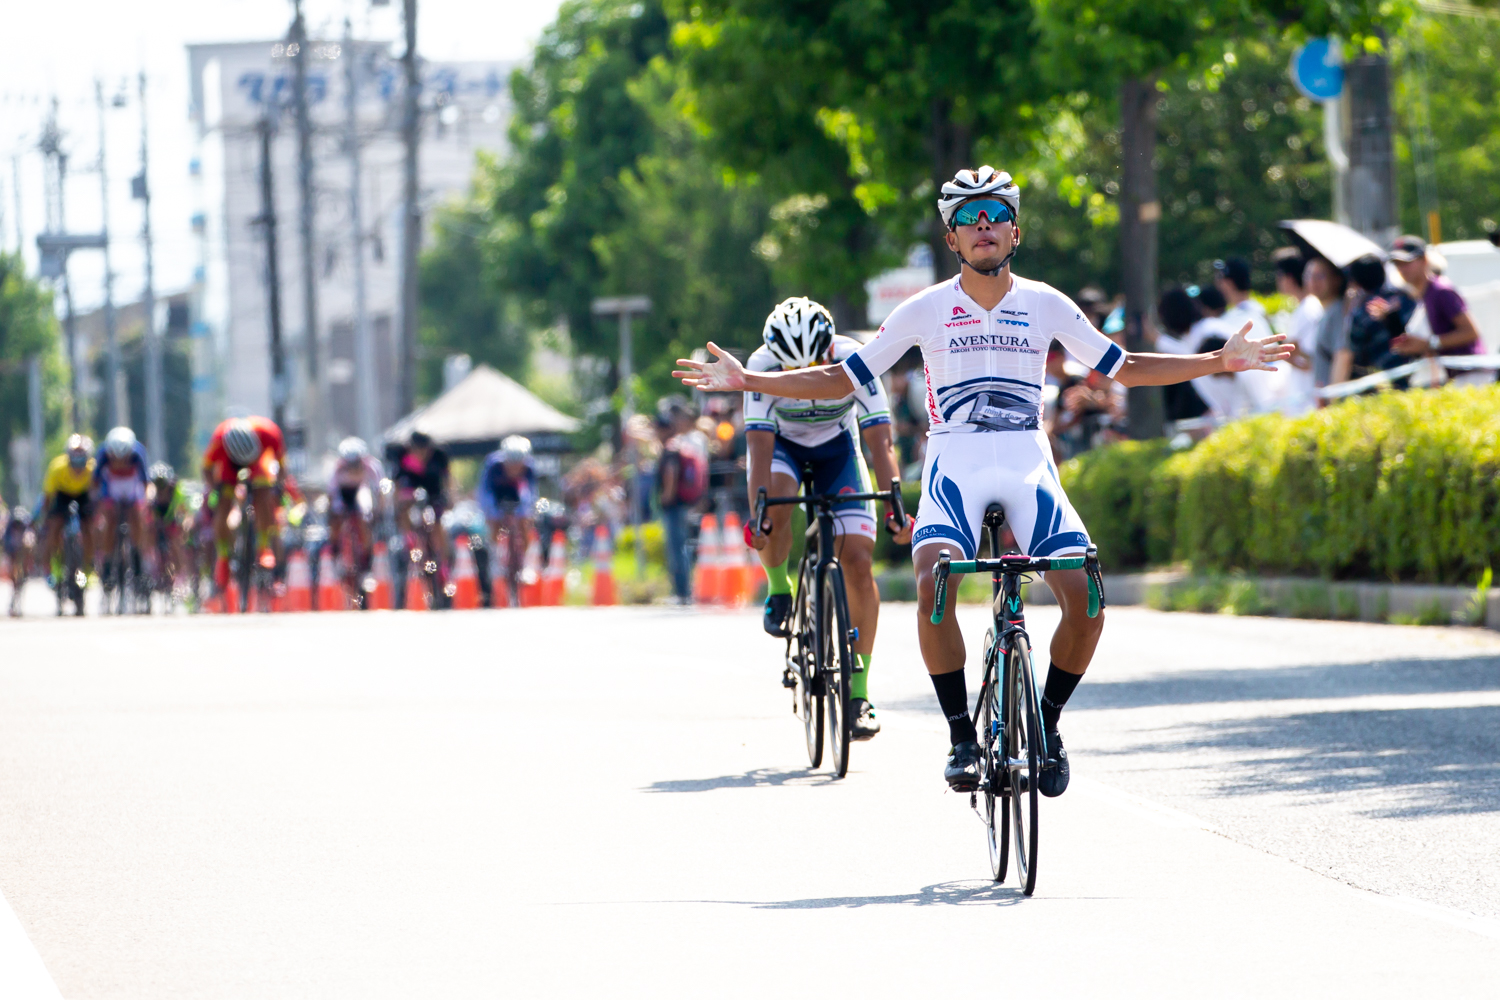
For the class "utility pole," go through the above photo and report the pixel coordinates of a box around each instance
[398,0,421,418]
[135,69,164,462]
[1118,76,1164,439]
[345,20,377,443]
[1342,41,1398,245]
[255,113,288,429]
[96,79,123,428]
[291,0,322,460]
[39,100,82,430]
[591,296,651,575]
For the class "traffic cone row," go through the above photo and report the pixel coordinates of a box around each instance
[451,541,480,610]
[283,549,312,611]
[591,525,616,606]
[694,514,721,604]
[519,528,543,607]
[540,530,567,606]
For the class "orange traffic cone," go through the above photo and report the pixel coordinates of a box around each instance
[519,528,543,607]
[718,512,748,606]
[283,549,312,612]
[540,530,567,606]
[403,560,429,611]
[591,525,617,606]
[451,541,480,609]
[694,514,721,605]
[369,541,393,610]
[223,578,240,614]
[316,545,344,611]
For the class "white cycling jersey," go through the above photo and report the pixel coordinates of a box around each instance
[839,275,1124,433]
[743,335,891,447]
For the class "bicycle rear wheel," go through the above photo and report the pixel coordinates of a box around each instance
[821,566,854,779]
[790,560,823,768]
[1006,634,1041,895]
[978,629,1008,882]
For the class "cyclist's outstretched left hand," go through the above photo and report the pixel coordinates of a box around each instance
[1221,321,1292,372]
[674,343,745,392]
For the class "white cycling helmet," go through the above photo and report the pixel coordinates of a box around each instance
[499,435,532,463]
[937,165,1020,230]
[762,296,835,370]
[104,426,137,460]
[222,419,262,466]
[337,436,369,464]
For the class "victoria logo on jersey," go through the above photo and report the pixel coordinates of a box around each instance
[945,306,981,329]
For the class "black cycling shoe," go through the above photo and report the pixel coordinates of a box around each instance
[945,741,981,791]
[762,592,792,637]
[1038,729,1070,797]
[850,698,881,740]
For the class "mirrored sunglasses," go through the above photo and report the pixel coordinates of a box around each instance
[952,199,1014,227]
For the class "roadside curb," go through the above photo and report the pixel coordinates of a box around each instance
[1028,570,1500,629]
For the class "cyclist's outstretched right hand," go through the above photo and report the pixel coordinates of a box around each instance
[673,342,746,393]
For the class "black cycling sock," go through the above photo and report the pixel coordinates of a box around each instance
[1041,662,1084,732]
[930,670,976,746]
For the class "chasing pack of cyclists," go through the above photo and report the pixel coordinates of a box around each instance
[677,165,1291,795]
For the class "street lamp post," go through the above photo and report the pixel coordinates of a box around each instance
[591,296,651,577]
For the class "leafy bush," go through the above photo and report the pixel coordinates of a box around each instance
[1061,384,1500,583]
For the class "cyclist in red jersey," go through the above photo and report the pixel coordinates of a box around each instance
[202,416,292,591]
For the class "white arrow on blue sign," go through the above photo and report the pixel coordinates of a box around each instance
[1290,37,1344,101]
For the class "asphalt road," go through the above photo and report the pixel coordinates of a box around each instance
[1,597,1498,998]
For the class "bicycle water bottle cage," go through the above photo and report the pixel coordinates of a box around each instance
[965,393,1039,432]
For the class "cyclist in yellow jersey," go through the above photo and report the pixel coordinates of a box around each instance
[41,434,97,577]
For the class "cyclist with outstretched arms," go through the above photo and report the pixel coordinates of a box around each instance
[745,296,913,739]
[202,416,294,592]
[678,167,1290,794]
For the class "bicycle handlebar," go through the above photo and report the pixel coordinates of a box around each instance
[929,547,1104,625]
[753,479,906,539]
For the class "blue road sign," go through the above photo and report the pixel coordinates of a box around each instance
[1291,38,1343,102]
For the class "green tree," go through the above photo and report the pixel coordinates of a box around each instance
[419,183,531,401]
[0,252,67,503]
[1393,10,1500,242]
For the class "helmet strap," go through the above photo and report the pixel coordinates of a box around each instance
[955,245,1016,278]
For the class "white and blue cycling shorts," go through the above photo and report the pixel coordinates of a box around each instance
[769,431,878,540]
[911,429,1090,559]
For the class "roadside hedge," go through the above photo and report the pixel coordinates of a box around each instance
[1059,385,1500,584]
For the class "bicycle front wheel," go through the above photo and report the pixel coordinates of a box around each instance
[1006,633,1041,895]
[978,628,1008,882]
[791,560,822,768]
[821,566,855,779]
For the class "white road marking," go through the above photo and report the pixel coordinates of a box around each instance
[0,889,63,1000]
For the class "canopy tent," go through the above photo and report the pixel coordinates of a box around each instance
[1278,219,1386,267]
[383,364,581,457]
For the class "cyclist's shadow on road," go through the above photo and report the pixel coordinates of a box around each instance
[643,767,840,793]
[705,881,1029,909]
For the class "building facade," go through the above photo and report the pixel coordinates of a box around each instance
[186,40,512,471]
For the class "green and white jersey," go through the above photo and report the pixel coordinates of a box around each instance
[743,335,892,447]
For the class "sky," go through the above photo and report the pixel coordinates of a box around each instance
[0,0,563,312]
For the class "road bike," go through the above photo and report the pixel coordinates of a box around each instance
[755,476,904,779]
[53,500,86,617]
[930,504,1104,895]
[395,487,450,610]
[100,504,149,615]
[230,469,276,613]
